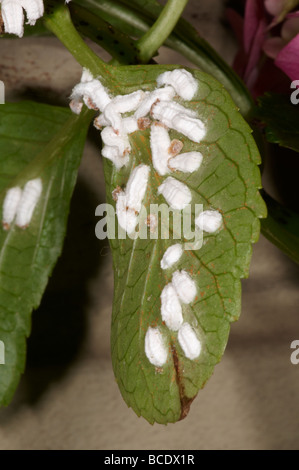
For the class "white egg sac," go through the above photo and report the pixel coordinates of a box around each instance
[178,323,201,360]
[101,126,131,156]
[15,178,43,228]
[160,244,183,270]
[158,176,191,210]
[94,114,109,129]
[115,165,150,234]
[101,145,130,169]
[104,90,145,131]
[160,283,183,331]
[151,100,196,127]
[168,151,203,173]
[116,190,138,235]
[108,90,145,114]
[71,79,111,112]
[125,164,150,213]
[172,270,197,304]
[2,186,23,229]
[195,209,222,233]
[171,114,206,143]
[150,123,171,176]
[144,327,168,367]
[157,69,198,101]
[134,86,175,119]
[122,117,138,134]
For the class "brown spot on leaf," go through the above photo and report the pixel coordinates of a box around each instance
[172,344,197,421]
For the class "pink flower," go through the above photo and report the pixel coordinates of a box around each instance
[228,0,299,97]
[264,11,299,81]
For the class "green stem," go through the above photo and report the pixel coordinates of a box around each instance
[76,0,254,118]
[136,0,189,63]
[43,3,111,83]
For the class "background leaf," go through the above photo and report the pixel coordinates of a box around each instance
[261,190,299,265]
[74,0,253,117]
[101,65,266,423]
[257,93,299,153]
[0,101,92,405]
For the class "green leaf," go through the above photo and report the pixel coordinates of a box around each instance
[257,93,299,153]
[76,0,254,117]
[261,190,299,266]
[0,101,92,405]
[100,65,266,424]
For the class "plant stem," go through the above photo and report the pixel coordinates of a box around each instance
[43,3,112,83]
[136,0,189,63]
[78,0,254,118]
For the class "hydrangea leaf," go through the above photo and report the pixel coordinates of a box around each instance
[0,101,92,405]
[100,65,266,424]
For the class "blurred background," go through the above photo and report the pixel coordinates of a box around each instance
[0,0,299,450]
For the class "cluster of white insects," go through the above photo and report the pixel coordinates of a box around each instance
[0,0,71,38]
[70,67,223,368]
[2,178,42,230]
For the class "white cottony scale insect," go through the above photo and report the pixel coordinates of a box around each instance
[160,244,183,270]
[158,176,191,210]
[2,186,23,230]
[15,178,43,228]
[157,69,198,101]
[144,327,168,367]
[122,117,138,135]
[101,145,130,169]
[178,323,201,360]
[95,115,138,133]
[172,270,197,304]
[116,191,138,235]
[150,123,171,176]
[94,114,109,129]
[134,86,175,119]
[116,164,150,234]
[71,79,111,112]
[125,164,150,213]
[101,126,131,157]
[168,151,203,173]
[172,114,206,143]
[151,100,206,143]
[0,0,44,37]
[108,91,145,114]
[104,90,145,131]
[151,100,196,124]
[195,209,223,233]
[160,283,183,331]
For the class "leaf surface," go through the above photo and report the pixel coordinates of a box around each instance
[257,93,299,153]
[0,101,92,405]
[100,65,266,423]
